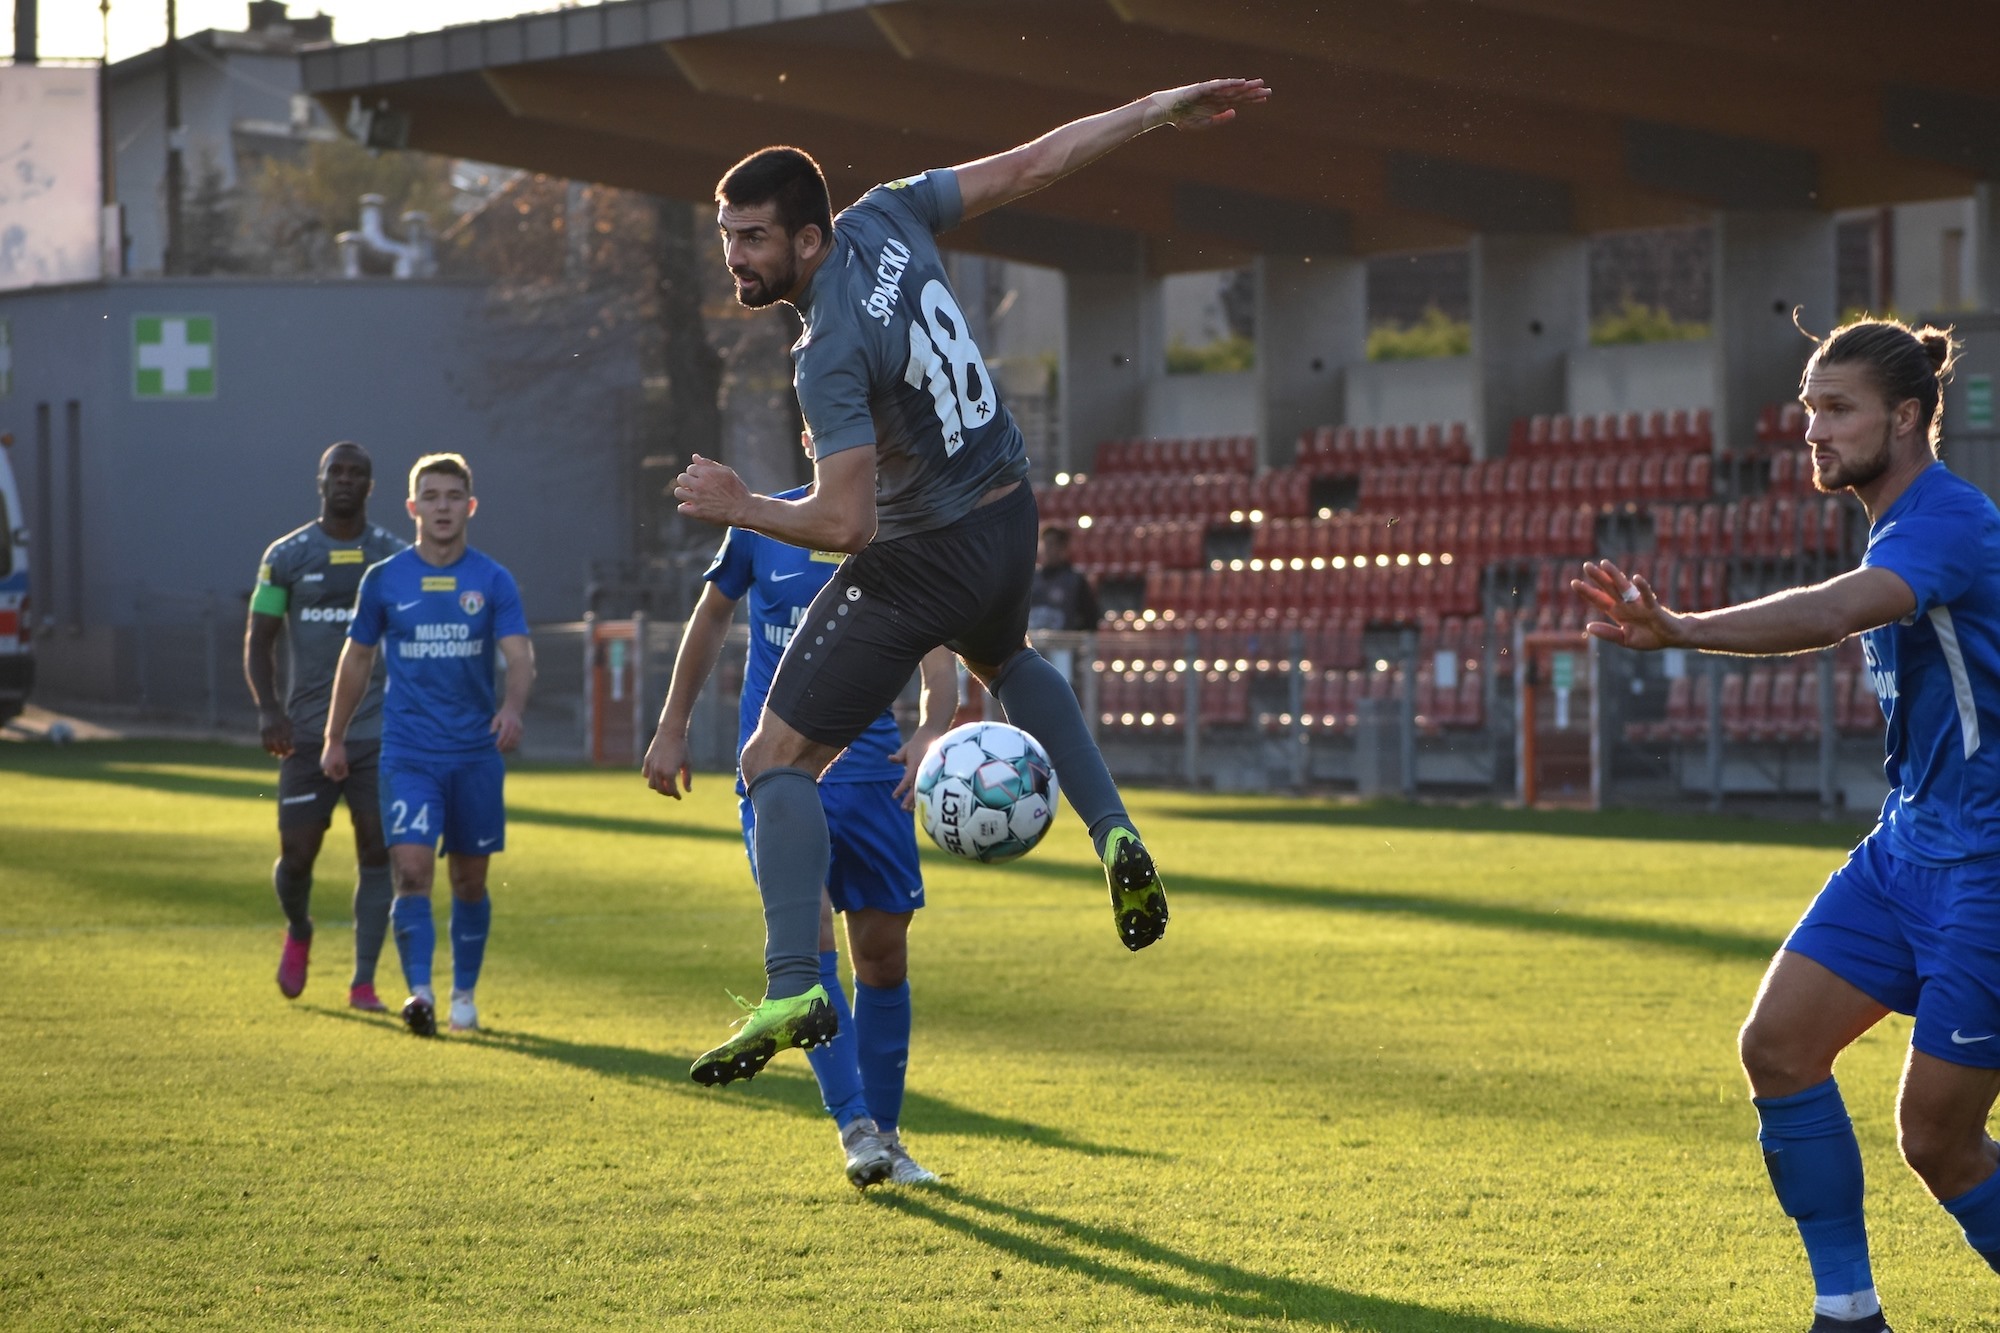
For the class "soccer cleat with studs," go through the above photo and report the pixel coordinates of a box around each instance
[881,1130,939,1185]
[347,983,387,1013]
[689,984,837,1087]
[1101,828,1168,951]
[1809,1314,1891,1333]
[448,991,479,1033]
[401,994,437,1038]
[840,1117,893,1189]
[277,931,311,999]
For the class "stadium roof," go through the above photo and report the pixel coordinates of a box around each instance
[301,0,2000,274]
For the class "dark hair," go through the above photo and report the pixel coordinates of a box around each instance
[1039,523,1072,547]
[716,147,833,244]
[1801,316,1959,445]
[319,440,371,475]
[408,452,472,498]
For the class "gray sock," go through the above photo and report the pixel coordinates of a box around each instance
[991,649,1134,858]
[351,863,393,987]
[747,766,830,1000]
[273,859,313,940]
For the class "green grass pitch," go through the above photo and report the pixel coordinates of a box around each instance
[1,741,1995,1330]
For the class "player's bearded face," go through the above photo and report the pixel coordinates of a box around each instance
[719,204,804,309]
[1803,364,1897,494]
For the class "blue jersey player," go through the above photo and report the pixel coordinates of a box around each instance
[1579,320,2000,1332]
[669,77,1270,1087]
[643,473,954,1187]
[323,453,535,1040]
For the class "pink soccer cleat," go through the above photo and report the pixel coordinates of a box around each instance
[277,934,311,999]
[347,983,387,1013]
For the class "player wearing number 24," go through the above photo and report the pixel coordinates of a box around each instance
[670,78,1269,1089]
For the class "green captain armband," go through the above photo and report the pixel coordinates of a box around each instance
[249,578,289,616]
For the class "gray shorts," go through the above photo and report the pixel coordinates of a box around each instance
[277,739,381,831]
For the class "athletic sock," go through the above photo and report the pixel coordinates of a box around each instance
[351,863,393,987]
[804,950,868,1127]
[990,648,1133,857]
[1941,1163,2000,1276]
[1754,1078,1876,1308]
[450,895,492,993]
[273,859,313,941]
[855,978,912,1136]
[745,767,828,999]
[389,894,435,994]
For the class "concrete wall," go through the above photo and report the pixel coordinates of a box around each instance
[1892,197,1978,313]
[1344,356,1475,430]
[1,276,639,706]
[1142,371,1257,438]
[1566,339,1717,419]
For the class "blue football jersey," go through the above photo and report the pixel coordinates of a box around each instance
[349,547,529,761]
[705,487,904,788]
[1858,462,2000,864]
[791,168,1029,542]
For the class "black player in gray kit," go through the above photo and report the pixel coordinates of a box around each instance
[673,77,1270,1085]
[245,442,406,1010]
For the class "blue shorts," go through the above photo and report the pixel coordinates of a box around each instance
[739,777,924,916]
[1785,832,2000,1069]
[379,750,506,856]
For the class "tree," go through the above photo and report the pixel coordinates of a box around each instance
[238,138,456,276]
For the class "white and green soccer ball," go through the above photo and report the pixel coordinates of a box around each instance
[913,721,1059,863]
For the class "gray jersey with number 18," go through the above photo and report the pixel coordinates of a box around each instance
[790,169,1029,543]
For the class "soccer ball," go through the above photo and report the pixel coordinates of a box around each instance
[913,721,1059,863]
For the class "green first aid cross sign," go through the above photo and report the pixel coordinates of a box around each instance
[133,314,216,399]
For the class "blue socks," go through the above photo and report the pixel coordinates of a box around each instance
[804,951,867,1127]
[855,979,912,1134]
[803,951,916,1135]
[389,894,435,994]
[450,895,491,993]
[1942,1164,2000,1275]
[1755,1078,1875,1304]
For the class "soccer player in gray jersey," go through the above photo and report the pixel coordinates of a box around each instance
[246,442,406,1011]
[673,78,1269,1084]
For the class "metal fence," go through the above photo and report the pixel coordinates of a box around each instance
[36,607,1890,819]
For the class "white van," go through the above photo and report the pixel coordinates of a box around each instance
[0,432,33,725]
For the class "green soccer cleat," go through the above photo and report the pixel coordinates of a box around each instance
[689,985,838,1087]
[1102,827,1168,951]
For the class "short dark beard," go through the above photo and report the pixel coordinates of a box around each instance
[1812,420,1894,493]
[733,253,797,310]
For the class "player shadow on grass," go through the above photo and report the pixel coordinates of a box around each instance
[438,1024,1156,1159]
[875,1185,1566,1331]
[10,755,750,845]
[981,853,1782,962]
[1167,795,1865,850]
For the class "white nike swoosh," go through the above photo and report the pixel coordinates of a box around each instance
[281,793,319,804]
[395,599,423,611]
[477,836,499,847]
[770,571,804,582]
[1952,1029,1994,1045]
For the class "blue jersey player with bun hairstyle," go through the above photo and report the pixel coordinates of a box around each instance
[1579,319,2000,1332]
[644,452,956,1188]
[668,77,1270,1088]
[323,453,536,1041]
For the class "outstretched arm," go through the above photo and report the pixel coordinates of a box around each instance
[244,611,293,757]
[493,634,536,752]
[954,78,1269,222]
[891,646,960,810]
[1574,559,1915,656]
[676,445,877,555]
[319,639,377,781]
[642,582,740,800]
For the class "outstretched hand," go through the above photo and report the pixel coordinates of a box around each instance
[889,723,945,813]
[1147,78,1271,132]
[1572,559,1685,652]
